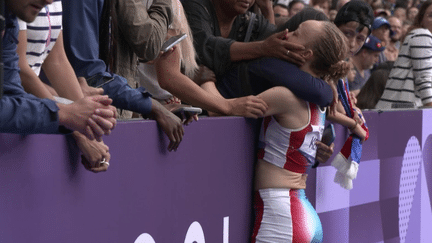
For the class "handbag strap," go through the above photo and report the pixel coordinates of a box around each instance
[244,12,256,42]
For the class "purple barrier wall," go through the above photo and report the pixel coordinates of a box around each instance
[1,111,432,242]
[0,117,258,243]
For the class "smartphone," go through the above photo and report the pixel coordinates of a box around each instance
[173,106,202,120]
[312,123,336,168]
[173,106,202,116]
[161,33,187,52]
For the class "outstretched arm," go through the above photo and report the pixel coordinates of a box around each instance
[183,0,304,75]
[42,31,85,101]
[155,48,268,118]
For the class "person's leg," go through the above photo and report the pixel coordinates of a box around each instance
[290,189,323,242]
[251,188,294,243]
[251,188,323,243]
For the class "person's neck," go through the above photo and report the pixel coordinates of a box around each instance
[351,56,365,76]
[212,0,237,37]
[390,39,399,46]
[300,63,319,79]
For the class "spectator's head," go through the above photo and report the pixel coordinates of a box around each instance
[334,0,374,55]
[393,6,407,22]
[310,0,331,17]
[6,0,53,22]
[371,17,393,44]
[288,0,305,18]
[289,20,349,81]
[388,16,403,42]
[355,35,384,70]
[374,8,391,18]
[336,0,351,11]
[407,6,419,22]
[410,0,432,33]
[274,4,289,17]
[370,0,384,10]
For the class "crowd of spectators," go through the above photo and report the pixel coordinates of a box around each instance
[0,0,429,170]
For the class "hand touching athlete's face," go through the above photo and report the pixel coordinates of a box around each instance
[6,0,53,23]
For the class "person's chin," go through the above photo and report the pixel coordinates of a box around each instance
[18,11,39,23]
[18,15,36,23]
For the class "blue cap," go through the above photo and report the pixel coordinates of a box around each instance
[372,17,394,36]
[362,35,385,52]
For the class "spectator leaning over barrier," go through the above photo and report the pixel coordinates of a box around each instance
[183,0,335,110]
[1,0,116,145]
[138,0,268,118]
[16,0,112,172]
[61,0,185,151]
[376,0,432,109]
[350,35,385,97]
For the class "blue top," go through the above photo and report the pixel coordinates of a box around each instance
[61,0,107,78]
[0,12,64,134]
[61,0,153,115]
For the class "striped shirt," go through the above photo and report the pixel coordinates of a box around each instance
[17,0,63,76]
[376,28,432,109]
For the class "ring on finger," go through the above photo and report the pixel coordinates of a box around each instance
[100,158,110,167]
[286,50,290,55]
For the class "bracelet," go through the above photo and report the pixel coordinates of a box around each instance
[349,119,358,131]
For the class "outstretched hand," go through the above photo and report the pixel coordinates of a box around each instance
[78,77,105,97]
[227,96,268,118]
[74,132,111,173]
[149,99,184,152]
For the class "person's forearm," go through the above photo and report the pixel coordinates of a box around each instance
[230,41,265,62]
[42,33,84,101]
[19,67,55,100]
[327,111,356,128]
[0,96,61,134]
[101,75,153,115]
[158,70,231,114]
[255,0,275,24]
